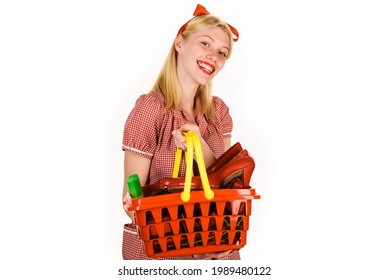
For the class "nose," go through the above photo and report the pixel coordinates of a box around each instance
[206,52,217,61]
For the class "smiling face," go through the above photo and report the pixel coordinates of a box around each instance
[175,26,230,87]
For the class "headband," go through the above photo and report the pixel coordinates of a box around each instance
[177,4,239,42]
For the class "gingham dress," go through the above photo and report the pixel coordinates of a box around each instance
[122,90,233,184]
[122,90,240,260]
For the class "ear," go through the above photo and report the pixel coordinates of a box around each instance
[175,35,184,53]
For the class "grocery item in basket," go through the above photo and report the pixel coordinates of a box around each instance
[138,142,255,197]
[127,174,143,199]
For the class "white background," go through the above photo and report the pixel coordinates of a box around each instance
[1,0,388,279]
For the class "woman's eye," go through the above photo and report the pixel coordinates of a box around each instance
[219,51,227,58]
[201,42,210,47]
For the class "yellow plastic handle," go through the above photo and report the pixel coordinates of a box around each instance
[172,130,214,202]
[190,131,214,200]
[180,132,193,202]
[172,149,182,178]
[173,144,193,178]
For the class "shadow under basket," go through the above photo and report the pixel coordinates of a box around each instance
[127,188,260,258]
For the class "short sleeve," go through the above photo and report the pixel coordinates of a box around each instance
[213,96,233,138]
[122,93,164,158]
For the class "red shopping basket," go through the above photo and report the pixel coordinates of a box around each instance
[126,131,261,257]
[127,188,260,257]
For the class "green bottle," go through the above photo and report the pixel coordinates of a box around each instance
[127,174,143,199]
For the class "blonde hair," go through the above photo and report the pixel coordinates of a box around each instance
[152,15,234,123]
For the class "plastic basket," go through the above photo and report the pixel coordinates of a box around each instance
[127,187,260,257]
[126,131,260,257]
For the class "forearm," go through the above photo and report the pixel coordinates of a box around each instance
[198,136,216,168]
[197,136,231,168]
[122,151,151,220]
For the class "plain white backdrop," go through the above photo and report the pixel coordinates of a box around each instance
[1,0,389,279]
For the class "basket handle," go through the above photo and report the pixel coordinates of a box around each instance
[172,130,214,202]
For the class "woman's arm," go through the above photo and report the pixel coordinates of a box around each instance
[122,150,151,220]
[223,137,231,152]
[172,123,231,168]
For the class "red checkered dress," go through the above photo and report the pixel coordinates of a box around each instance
[122,91,233,184]
[122,90,240,260]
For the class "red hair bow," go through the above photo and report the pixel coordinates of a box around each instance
[177,4,239,42]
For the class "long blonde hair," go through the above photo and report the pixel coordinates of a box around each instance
[152,15,234,123]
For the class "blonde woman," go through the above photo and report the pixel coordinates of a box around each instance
[122,4,240,260]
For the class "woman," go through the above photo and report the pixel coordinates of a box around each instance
[122,4,240,260]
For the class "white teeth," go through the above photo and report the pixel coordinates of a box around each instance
[198,62,214,73]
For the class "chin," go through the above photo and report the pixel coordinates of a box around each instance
[197,77,213,86]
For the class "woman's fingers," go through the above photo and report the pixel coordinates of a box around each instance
[172,124,201,151]
[180,124,200,135]
[193,250,234,259]
[122,192,131,208]
[172,128,187,150]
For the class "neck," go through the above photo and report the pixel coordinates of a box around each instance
[176,58,201,116]
[177,76,199,117]
[180,89,196,116]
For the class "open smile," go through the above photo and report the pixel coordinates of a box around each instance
[197,61,215,75]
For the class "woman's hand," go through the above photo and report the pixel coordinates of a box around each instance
[172,250,236,260]
[123,192,131,210]
[122,192,135,220]
[172,123,216,168]
[192,250,235,259]
[172,123,201,151]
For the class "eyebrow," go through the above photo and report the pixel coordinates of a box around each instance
[200,35,230,51]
